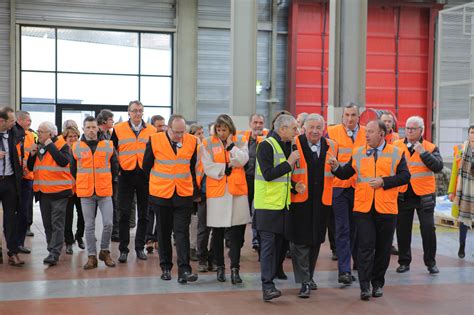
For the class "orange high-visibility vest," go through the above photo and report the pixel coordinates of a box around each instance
[202,134,248,198]
[16,130,35,180]
[196,143,204,189]
[385,132,400,144]
[33,137,73,194]
[149,132,197,198]
[114,121,156,170]
[352,144,403,214]
[327,124,366,188]
[72,140,114,198]
[238,129,268,140]
[394,139,436,196]
[291,136,337,205]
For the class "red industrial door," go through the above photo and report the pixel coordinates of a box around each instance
[288,0,329,118]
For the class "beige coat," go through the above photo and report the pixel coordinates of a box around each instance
[202,139,250,227]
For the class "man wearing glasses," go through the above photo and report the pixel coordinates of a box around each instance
[394,116,444,274]
[111,100,156,263]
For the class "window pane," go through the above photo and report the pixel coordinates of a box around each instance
[22,72,56,103]
[21,104,55,131]
[21,27,56,71]
[144,107,172,124]
[141,33,172,75]
[57,29,138,74]
[57,73,138,105]
[141,77,171,106]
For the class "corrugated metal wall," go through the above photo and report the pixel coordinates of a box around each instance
[16,0,176,29]
[0,1,10,107]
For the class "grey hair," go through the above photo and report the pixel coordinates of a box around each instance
[274,114,296,131]
[39,121,58,136]
[304,113,325,127]
[406,116,424,130]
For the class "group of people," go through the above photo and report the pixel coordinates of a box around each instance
[0,101,472,302]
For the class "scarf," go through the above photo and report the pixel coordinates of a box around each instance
[456,140,474,225]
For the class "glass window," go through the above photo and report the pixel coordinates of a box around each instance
[140,76,172,106]
[141,33,172,76]
[21,27,56,71]
[21,72,56,103]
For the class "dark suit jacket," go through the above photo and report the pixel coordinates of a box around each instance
[7,125,23,197]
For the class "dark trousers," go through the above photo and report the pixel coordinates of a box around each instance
[332,187,358,274]
[212,224,246,269]
[64,194,84,245]
[354,209,396,291]
[112,180,119,238]
[328,207,336,251]
[290,242,321,283]
[259,230,285,290]
[39,195,68,257]
[196,199,214,264]
[17,179,33,247]
[460,223,469,245]
[117,173,149,253]
[152,203,192,276]
[246,176,259,247]
[397,197,437,267]
[145,205,158,242]
[0,176,19,256]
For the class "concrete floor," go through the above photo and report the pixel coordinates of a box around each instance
[0,206,473,315]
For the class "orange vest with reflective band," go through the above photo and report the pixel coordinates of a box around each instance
[202,135,248,198]
[239,129,268,140]
[196,144,204,189]
[114,121,156,170]
[149,132,197,198]
[352,144,403,214]
[16,130,35,180]
[291,136,337,205]
[327,124,366,188]
[33,137,73,194]
[72,140,114,198]
[385,132,399,144]
[394,139,436,196]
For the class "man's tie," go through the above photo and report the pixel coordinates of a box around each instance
[374,148,378,162]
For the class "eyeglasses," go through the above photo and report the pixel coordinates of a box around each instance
[129,109,144,114]
[405,127,421,132]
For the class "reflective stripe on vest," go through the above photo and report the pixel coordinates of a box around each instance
[33,137,73,194]
[254,137,291,210]
[73,140,113,197]
[149,132,196,198]
[352,144,402,214]
[114,121,156,170]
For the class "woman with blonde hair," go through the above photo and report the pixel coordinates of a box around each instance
[201,114,250,283]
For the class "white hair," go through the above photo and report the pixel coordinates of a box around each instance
[274,114,296,131]
[304,113,325,127]
[38,121,58,136]
[406,116,424,129]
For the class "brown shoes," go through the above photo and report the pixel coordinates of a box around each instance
[99,250,116,267]
[83,255,98,270]
[8,254,25,266]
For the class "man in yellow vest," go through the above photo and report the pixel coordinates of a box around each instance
[14,110,35,254]
[254,114,300,301]
[143,114,199,284]
[71,116,119,269]
[288,113,338,298]
[111,100,156,263]
[329,120,410,300]
[394,116,444,274]
[28,121,73,266]
[327,103,366,285]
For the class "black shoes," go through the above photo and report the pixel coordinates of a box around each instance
[428,265,439,274]
[136,250,148,261]
[118,252,128,263]
[331,250,338,261]
[309,279,318,290]
[43,254,58,266]
[178,272,198,284]
[217,267,226,282]
[458,243,465,259]
[231,268,242,284]
[338,272,353,285]
[26,228,34,237]
[298,282,311,298]
[360,289,371,301]
[263,287,282,301]
[76,237,85,250]
[276,269,288,280]
[17,246,31,254]
[161,270,172,281]
[65,244,73,255]
[396,265,410,273]
[372,286,383,298]
[197,261,208,272]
